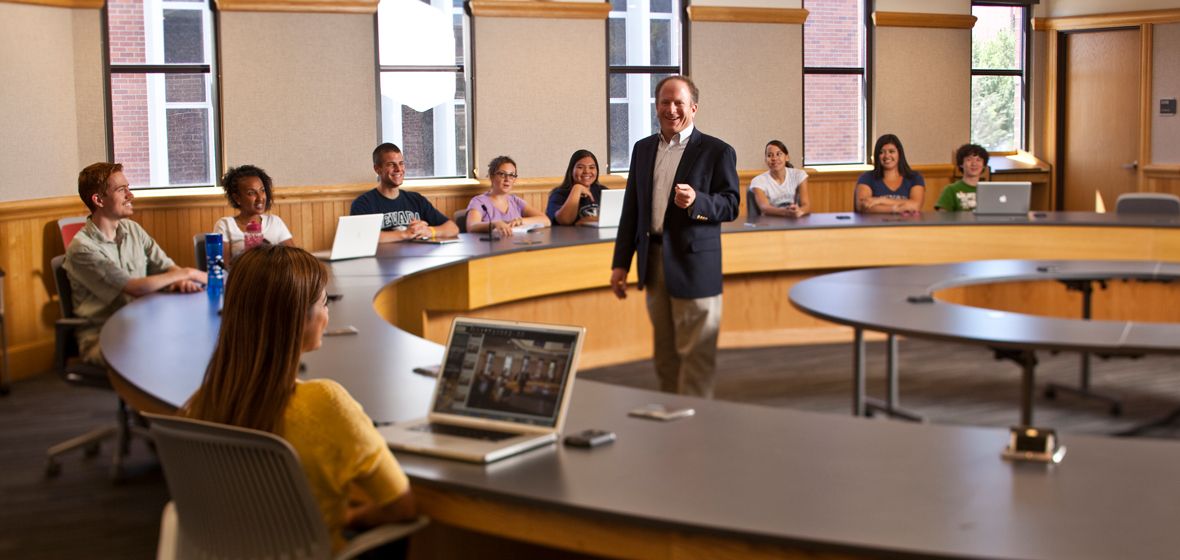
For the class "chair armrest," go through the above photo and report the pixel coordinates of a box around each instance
[57,317,95,328]
[335,515,430,560]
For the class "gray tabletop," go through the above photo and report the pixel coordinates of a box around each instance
[789,259,1180,355]
[100,215,1180,559]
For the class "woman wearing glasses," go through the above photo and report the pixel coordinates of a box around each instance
[466,155,551,237]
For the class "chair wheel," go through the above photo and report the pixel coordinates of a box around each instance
[1111,404,1123,416]
[1044,388,1057,399]
[84,442,102,457]
[46,460,62,477]
[864,409,875,418]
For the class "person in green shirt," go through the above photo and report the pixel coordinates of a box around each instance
[935,144,989,212]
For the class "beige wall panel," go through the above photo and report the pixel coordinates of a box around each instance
[72,9,107,171]
[220,12,377,187]
[875,0,970,15]
[1048,0,1180,18]
[472,17,606,179]
[690,21,802,171]
[1030,30,1049,161]
[0,3,87,202]
[1153,23,1180,164]
[873,27,970,165]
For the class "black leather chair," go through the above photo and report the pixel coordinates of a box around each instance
[453,209,469,233]
[46,255,147,478]
[193,233,208,271]
[746,188,761,220]
[1115,193,1180,215]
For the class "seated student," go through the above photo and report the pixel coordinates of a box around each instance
[935,143,989,212]
[546,149,608,226]
[855,134,925,214]
[750,140,810,218]
[466,156,551,237]
[184,245,417,553]
[351,143,459,242]
[64,163,207,366]
[213,164,294,260]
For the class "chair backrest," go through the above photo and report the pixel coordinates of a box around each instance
[453,209,468,233]
[1115,193,1180,215]
[193,234,208,272]
[746,188,761,219]
[58,216,88,248]
[145,413,335,560]
[50,255,76,320]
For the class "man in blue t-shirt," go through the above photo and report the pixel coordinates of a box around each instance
[350,143,459,243]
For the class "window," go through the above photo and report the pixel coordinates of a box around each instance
[803,0,868,165]
[971,2,1027,151]
[376,0,468,179]
[607,0,682,172]
[107,0,217,188]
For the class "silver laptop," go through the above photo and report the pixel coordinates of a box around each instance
[382,317,586,463]
[314,214,383,261]
[583,189,625,228]
[975,182,1031,216]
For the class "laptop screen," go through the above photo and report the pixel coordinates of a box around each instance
[432,319,581,427]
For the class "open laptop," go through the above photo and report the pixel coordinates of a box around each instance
[381,317,586,463]
[583,189,625,228]
[975,182,1032,216]
[313,214,383,261]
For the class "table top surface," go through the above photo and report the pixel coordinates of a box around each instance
[100,212,1180,559]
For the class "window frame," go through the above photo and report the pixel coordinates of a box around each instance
[373,0,472,180]
[606,0,688,173]
[103,0,220,190]
[970,1,1032,152]
[801,0,873,166]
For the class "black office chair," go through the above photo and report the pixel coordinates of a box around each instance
[46,255,147,478]
[1115,193,1180,215]
[453,209,468,233]
[193,233,208,271]
[746,188,761,220]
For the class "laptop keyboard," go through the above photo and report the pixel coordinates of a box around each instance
[410,423,518,442]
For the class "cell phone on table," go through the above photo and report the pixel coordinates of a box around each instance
[628,404,695,421]
[564,429,617,448]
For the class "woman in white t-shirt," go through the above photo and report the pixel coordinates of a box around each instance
[749,140,810,218]
[214,165,294,260]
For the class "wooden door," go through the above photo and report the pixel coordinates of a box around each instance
[1062,29,1140,211]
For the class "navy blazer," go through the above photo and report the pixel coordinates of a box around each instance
[611,128,740,299]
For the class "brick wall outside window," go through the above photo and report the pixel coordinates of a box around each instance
[804,0,864,165]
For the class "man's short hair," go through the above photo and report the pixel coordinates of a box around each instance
[372,143,402,167]
[955,143,990,170]
[78,162,123,213]
[655,75,699,104]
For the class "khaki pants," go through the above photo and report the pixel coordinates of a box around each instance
[644,243,722,398]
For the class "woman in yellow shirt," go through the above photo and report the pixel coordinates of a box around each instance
[184,245,416,551]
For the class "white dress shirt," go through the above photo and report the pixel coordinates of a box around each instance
[651,124,694,234]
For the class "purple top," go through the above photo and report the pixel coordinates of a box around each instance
[467,193,528,223]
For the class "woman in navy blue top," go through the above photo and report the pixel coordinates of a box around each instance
[546,149,608,226]
[855,134,925,214]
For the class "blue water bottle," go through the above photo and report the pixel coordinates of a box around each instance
[205,233,225,302]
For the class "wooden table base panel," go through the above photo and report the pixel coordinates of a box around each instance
[412,484,866,560]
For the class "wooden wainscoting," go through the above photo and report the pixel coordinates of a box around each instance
[0,163,987,381]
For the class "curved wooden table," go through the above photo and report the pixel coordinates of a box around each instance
[790,259,1180,425]
[101,212,1180,560]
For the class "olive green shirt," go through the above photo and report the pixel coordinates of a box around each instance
[63,218,174,362]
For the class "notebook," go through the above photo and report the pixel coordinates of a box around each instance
[381,317,586,463]
[313,214,383,261]
[975,182,1032,216]
[583,189,625,228]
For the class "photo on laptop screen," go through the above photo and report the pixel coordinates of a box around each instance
[434,321,578,427]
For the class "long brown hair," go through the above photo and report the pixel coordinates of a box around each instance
[185,245,328,433]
